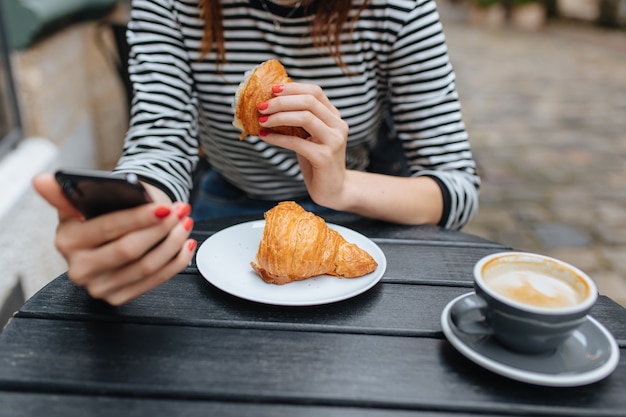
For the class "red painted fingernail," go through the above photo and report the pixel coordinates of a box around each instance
[176,203,191,219]
[259,115,269,123]
[257,101,269,111]
[272,85,284,94]
[154,206,171,219]
[187,239,197,252]
[259,130,268,137]
[182,217,194,231]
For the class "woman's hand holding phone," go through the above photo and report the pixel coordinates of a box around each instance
[33,172,197,305]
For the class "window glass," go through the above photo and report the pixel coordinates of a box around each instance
[0,5,22,159]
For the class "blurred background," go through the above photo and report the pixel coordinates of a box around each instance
[438,0,626,307]
[0,0,624,323]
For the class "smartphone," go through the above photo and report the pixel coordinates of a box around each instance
[55,169,153,219]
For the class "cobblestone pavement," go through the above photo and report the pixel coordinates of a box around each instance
[437,2,626,306]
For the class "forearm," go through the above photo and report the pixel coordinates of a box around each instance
[117,0,201,204]
[334,170,444,225]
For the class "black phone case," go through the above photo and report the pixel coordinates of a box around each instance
[55,170,152,219]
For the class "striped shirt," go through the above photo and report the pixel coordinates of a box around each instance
[115,0,480,229]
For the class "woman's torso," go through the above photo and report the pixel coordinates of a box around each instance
[164,0,396,199]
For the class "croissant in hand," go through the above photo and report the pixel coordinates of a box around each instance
[233,59,309,140]
[251,201,378,285]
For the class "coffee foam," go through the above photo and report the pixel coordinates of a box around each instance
[482,259,589,309]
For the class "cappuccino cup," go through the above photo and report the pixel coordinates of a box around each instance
[451,252,597,354]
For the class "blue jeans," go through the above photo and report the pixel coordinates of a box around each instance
[190,169,336,221]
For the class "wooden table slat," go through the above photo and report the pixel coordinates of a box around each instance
[0,392,517,417]
[16,275,626,345]
[0,318,624,417]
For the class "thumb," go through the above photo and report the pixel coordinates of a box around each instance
[32,172,83,221]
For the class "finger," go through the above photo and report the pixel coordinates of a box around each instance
[66,207,189,283]
[62,202,191,252]
[274,83,339,116]
[103,238,197,306]
[260,131,333,172]
[260,110,332,144]
[263,95,347,135]
[260,112,348,155]
[85,217,194,297]
[264,92,337,124]
[32,173,83,221]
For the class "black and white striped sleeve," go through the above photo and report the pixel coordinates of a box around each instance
[115,0,200,202]
[386,0,480,229]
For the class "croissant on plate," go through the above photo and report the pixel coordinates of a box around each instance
[233,59,309,140]
[250,201,378,285]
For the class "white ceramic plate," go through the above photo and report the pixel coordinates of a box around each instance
[441,292,620,387]
[196,220,386,306]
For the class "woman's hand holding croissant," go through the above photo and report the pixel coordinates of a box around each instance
[257,82,350,210]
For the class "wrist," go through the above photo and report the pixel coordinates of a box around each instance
[143,182,174,204]
[325,170,361,212]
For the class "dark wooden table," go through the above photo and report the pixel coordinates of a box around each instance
[0,213,625,416]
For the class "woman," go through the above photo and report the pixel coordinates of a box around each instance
[34,0,479,305]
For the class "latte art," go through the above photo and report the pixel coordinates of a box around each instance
[485,270,583,308]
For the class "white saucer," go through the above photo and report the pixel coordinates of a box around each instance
[441,292,620,387]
